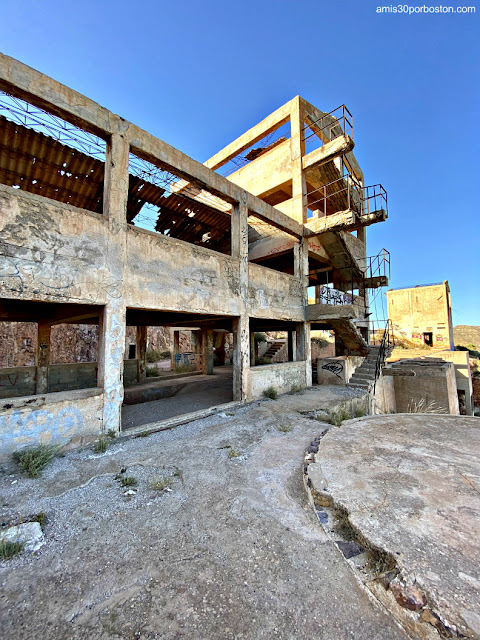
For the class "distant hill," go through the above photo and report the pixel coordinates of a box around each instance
[454,325,480,348]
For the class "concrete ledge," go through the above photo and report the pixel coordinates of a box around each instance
[121,401,244,438]
[0,387,102,411]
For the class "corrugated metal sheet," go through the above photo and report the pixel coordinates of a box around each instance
[0,115,283,253]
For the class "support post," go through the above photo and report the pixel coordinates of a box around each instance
[201,328,214,375]
[171,330,180,371]
[231,199,250,400]
[136,326,147,382]
[97,131,129,434]
[36,323,51,394]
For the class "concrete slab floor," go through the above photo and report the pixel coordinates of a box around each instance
[122,367,234,430]
[0,385,408,640]
[308,414,480,639]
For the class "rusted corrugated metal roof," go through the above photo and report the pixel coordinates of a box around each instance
[0,115,283,253]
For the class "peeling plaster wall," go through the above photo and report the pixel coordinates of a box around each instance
[247,361,307,400]
[0,186,109,305]
[0,388,102,460]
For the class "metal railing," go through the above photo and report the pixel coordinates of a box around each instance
[363,184,388,216]
[303,105,353,148]
[307,177,387,220]
[306,175,363,217]
[358,248,391,281]
[372,319,394,394]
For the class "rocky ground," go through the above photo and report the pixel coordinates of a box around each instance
[0,386,407,640]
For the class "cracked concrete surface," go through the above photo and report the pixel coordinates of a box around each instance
[309,414,480,639]
[0,386,407,640]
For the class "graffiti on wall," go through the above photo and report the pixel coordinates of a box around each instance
[0,406,83,450]
[321,361,344,378]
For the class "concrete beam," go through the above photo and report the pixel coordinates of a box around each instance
[302,135,354,172]
[306,304,360,322]
[248,235,298,262]
[301,97,364,184]
[0,52,119,137]
[204,99,293,171]
[129,130,303,239]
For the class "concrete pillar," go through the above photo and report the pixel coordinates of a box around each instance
[36,323,51,394]
[231,199,250,401]
[97,131,129,433]
[290,96,307,224]
[191,330,202,371]
[136,326,147,382]
[171,330,180,371]
[214,332,227,366]
[201,328,214,375]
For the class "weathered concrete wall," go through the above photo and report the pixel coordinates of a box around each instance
[247,361,307,400]
[124,226,242,316]
[393,361,459,415]
[0,388,102,460]
[247,264,303,320]
[373,374,396,414]
[47,363,98,393]
[0,366,37,398]
[389,349,473,415]
[0,185,109,305]
[316,355,363,385]
[386,282,454,350]
[123,359,138,386]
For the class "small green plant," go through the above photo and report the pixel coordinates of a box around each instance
[32,512,48,529]
[289,384,304,395]
[93,436,109,454]
[175,363,195,373]
[159,350,171,359]
[107,429,117,439]
[12,444,59,477]
[262,386,278,400]
[120,476,137,487]
[151,477,173,491]
[254,332,267,343]
[0,540,24,560]
[277,424,293,433]
[146,365,160,377]
[227,448,242,458]
[353,406,366,418]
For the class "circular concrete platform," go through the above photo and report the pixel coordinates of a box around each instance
[309,414,480,639]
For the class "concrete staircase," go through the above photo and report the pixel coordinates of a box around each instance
[264,340,286,360]
[348,345,392,391]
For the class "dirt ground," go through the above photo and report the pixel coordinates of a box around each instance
[0,385,407,640]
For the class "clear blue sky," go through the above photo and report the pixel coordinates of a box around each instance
[1,0,479,326]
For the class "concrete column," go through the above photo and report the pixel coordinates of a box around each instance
[171,330,180,371]
[201,328,214,375]
[214,332,227,366]
[36,323,51,394]
[290,96,307,224]
[136,326,147,382]
[191,330,202,371]
[97,131,129,433]
[231,199,250,400]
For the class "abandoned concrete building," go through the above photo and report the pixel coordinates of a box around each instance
[385,282,473,416]
[387,281,454,349]
[0,53,393,458]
